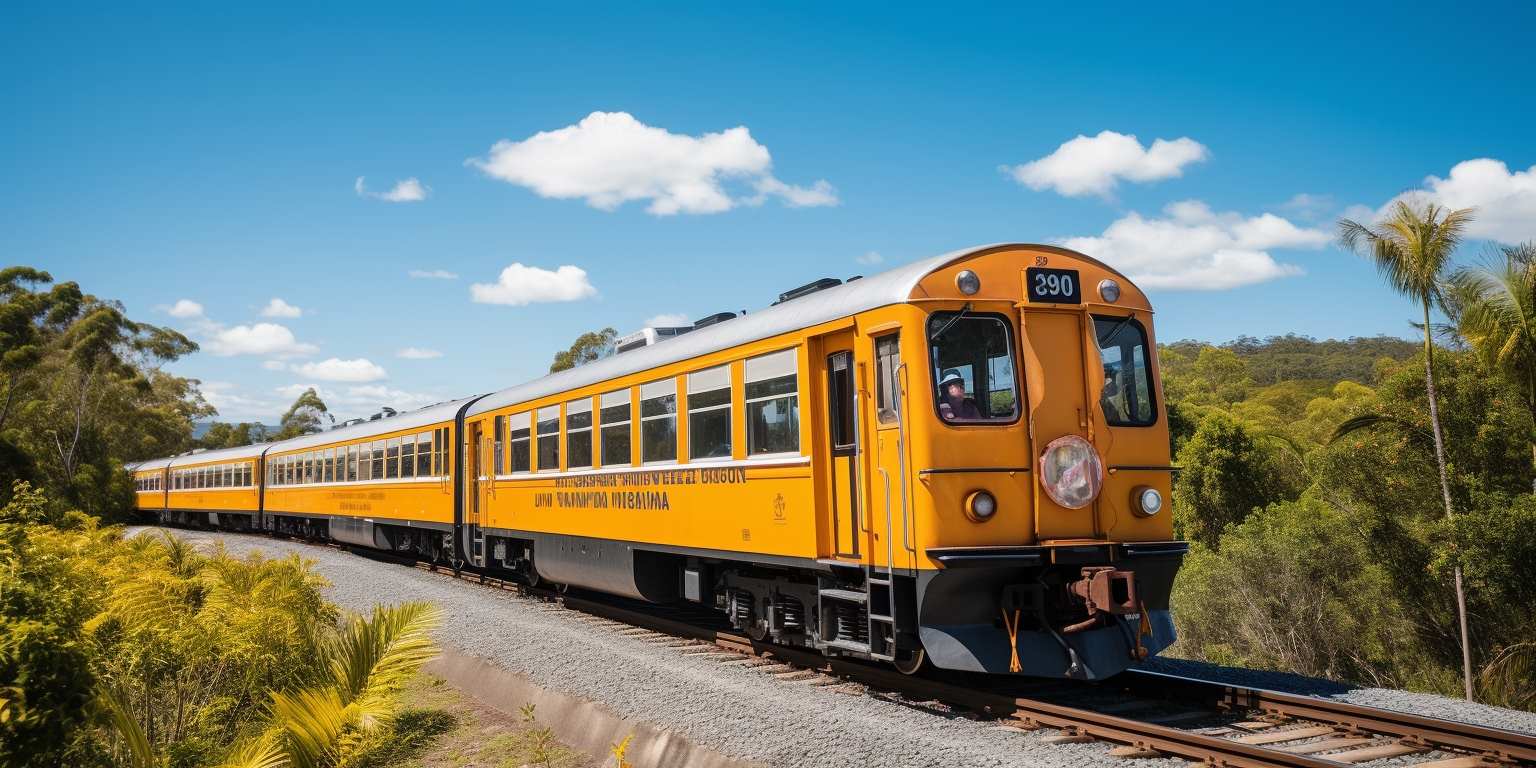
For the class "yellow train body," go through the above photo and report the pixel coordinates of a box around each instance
[132,244,1185,679]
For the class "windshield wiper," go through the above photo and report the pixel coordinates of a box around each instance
[1097,314,1133,346]
[928,302,973,341]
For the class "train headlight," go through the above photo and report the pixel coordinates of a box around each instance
[964,490,997,522]
[1133,486,1163,517]
[1039,435,1104,509]
[956,269,981,295]
[1098,279,1121,302]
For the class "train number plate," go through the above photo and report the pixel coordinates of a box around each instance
[1026,267,1081,304]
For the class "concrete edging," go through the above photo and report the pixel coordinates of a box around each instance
[426,645,759,768]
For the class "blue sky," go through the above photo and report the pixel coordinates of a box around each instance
[5,2,1534,422]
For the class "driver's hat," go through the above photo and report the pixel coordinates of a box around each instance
[939,369,965,388]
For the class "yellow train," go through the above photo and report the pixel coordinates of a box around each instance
[133,243,1185,679]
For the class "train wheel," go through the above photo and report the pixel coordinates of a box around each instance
[892,648,926,676]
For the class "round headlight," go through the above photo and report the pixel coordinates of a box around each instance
[965,490,997,522]
[1134,486,1163,517]
[1098,279,1121,303]
[1038,435,1104,509]
[956,270,981,295]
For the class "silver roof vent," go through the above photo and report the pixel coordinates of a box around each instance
[616,325,693,355]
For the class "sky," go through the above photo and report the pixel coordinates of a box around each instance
[4,2,1535,423]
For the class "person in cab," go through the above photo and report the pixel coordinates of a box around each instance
[938,369,983,421]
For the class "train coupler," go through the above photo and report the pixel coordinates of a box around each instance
[1062,567,1137,634]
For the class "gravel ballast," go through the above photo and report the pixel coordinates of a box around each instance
[141,528,1536,766]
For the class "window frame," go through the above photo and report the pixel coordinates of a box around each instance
[1092,314,1159,427]
[874,334,903,426]
[508,412,532,474]
[924,310,1023,428]
[687,365,733,461]
[565,397,594,470]
[639,378,679,466]
[599,389,632,468]
[536,405,561,472]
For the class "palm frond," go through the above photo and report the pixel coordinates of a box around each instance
[101,684,155,768]
[214,730,289,768]
[1328,413,1429,444]
[271,687,347,768]
[327,602,442,709]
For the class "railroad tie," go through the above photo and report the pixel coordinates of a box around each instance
[1276,736,1374,754]
[1231,725,1336,745]
[1041,732,1097,745]
[1326,741,1430,763]
[1107,745,1163,759]
[1412,757,1494,768]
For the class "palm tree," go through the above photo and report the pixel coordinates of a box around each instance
[1338,198,1476,700]
[1448,243,1536,488]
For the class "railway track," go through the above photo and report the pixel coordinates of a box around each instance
[285,534,1536,767]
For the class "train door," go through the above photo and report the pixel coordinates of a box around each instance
[465,421,486,566]
[870,332,917,572]
[1019,309,1099,540]
[824,332,863,560]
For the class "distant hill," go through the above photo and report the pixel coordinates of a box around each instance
[1163,334,1420,386]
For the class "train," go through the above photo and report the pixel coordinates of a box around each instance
[132,243,1186,680]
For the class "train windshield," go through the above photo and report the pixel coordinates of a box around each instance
[1094,315,1155,426]
[927,311,1019,423]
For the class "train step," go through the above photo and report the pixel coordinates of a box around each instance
[818,587,867,604]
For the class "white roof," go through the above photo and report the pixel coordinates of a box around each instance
[266,395,482,454]
[467,243,995,417]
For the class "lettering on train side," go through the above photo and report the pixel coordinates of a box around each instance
[551,467,747,488]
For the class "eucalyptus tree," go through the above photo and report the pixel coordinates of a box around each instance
[1448,243,1536,488]
[1337,199,1476,700]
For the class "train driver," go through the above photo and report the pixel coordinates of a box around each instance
[938,369,983,421]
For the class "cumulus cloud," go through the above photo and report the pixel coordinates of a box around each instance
[1365,159,1536,244]
[355,176,429,203]
[470,263,597,306]
[164,299,204,319]
[276,384,441,417]
[260,297,303,318]
[198,381,283,422]
[206,323,319,357]
[289,357,388,382]
[408,269,458,280]
[1058,200,1328,290]
[262,360,286,371]
[396,347,443,359]
[645,313,691,328]
[467,111,838,215]
[1004,130,1209,198]
[855,251,884,266]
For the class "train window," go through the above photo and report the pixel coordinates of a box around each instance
[567,398,593,469]
[371,440,385,479]
[416,432,432,476]
[241,464,250,487]
[1093,316,1156,426]
[401,436,416,479]
[509,413,531,473]
[386,438,401,479]
[875,335,902,425]
[745,350,800,456]
[600,390,631,467]
[492,415,505,473]
[927,312,1019,424]
[320,451,331,483]
[688,366,732,461]
[224,465,234,487]
[358,445,372,481]
[536,405,561,470]
[345,445,356,482]
[436,428,449,476]
[640,379,677,464]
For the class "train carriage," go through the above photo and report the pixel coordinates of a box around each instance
[133,243,1186,680]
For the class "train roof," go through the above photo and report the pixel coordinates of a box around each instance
[467,243,1037,417]
[266,394,483,454]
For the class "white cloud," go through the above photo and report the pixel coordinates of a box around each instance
[262,360,286,371]
[260,297,303,318]
[206,323,319,357]
[408,269,458,280]
[855,251,884,266]
[468,111,838,215]
[1058,200,1328,290]
[396,347,443,359]
[274,384,441,419]
[198,381,282,422]
[470,263,597,306]
[165,299,204,319]
[289,357,388,382]
[1368,159,1536,244]
[645,313,690,328]
[355,176,430,203]
[1003,130,1209,198]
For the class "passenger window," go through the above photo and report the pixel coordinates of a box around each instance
[1094,316,1156,426]
[371,440,385,479]
[509,413,531,473]
[600,390,632,467]
[386,438,401,479]
[567,398,594,469]
[401,436,416,479]
[875,335,902,425]
[927,312,1019,424]
[688,366,732,460]
[745,350,799,456]
[640,379,678,464]
[416,432,433,476]
[536,405,561,470]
